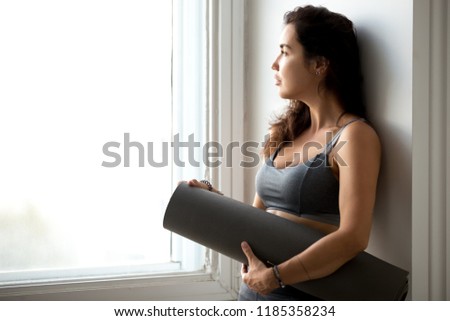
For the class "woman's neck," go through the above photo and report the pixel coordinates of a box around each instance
[305,94,345,133]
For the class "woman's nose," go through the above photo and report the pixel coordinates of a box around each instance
[271,58,279,71]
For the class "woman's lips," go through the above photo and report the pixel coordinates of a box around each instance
[274,75,281,85]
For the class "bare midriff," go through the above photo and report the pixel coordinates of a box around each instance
[266,209,338,235]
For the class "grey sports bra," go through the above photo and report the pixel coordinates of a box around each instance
[255,118,365,226]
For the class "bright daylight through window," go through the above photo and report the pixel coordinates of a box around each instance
[0,0,206,284]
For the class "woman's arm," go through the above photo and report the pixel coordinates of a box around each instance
[242,121,381,292]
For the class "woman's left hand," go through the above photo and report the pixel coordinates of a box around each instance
[240,241,279,295]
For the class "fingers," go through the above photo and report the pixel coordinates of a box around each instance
[178,180,204,189]
[187,179,211,191]
[241,241,256,265]
[187,179,201,187]
[241,242,278,296]
[178,179,202,187]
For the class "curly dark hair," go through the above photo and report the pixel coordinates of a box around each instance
[264,5,367,158]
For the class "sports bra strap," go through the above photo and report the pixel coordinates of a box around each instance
[270,142,288,161]
[326,118,366,154]
[270,118,366,159]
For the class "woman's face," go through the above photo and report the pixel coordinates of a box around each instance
[272,23,318,100]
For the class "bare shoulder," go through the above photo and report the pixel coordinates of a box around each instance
[340,120,381,151]
[334,120,381,169]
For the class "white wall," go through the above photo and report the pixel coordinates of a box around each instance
[244,0,413,280]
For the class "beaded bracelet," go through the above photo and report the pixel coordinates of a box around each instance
[200,179,213,191]
[272,265,286,288]
[200,180,224,195]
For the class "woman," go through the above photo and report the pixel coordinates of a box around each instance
[188,5,381,300]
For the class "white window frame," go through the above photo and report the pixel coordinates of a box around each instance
[411,0,450,300]
[0,0,246,300]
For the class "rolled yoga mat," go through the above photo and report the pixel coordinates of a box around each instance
[163,183,409,300]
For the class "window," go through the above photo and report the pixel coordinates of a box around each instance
[0,0,206,285]
[0,0,244,300]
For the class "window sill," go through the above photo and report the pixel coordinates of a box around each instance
[0,258,239,300]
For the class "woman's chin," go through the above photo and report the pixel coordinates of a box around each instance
[278,92,294,100]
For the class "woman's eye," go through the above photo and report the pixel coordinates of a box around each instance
[280,50,287,56]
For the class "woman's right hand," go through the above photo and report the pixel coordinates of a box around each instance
[178,179,223,195]
[178,179,209,190]
[188,179,211,190]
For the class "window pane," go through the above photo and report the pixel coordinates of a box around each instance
[0,0,188,282]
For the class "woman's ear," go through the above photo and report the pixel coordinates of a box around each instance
[313,56,329,76]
